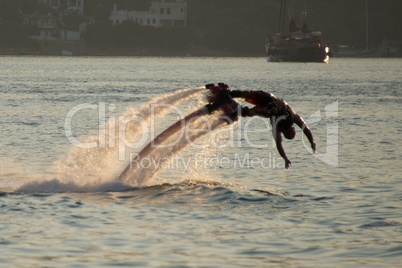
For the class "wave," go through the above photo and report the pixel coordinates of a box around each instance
[15,178,286,204]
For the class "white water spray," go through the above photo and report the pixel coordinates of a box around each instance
[18,87,205,193]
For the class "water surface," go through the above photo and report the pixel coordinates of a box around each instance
[0,56,401,267]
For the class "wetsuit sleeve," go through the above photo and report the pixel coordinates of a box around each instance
[294,113,316,153]
[273,127,291,169]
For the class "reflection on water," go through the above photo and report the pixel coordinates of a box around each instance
[0,57,401,267]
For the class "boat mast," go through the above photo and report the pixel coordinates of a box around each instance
[365,0,369,51]
[279,0,287,34]
[278,0,282,33]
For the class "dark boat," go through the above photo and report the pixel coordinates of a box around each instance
[265,0,330,63]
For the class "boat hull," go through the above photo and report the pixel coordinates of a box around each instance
[267,46,329,63]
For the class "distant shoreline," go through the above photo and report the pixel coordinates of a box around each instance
[1,41,401,58]
[0,50,265,58]
[0,41,265,58]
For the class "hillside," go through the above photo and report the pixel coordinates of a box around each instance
[1,0,401,56]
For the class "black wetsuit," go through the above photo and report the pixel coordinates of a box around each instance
[230,90,294,128]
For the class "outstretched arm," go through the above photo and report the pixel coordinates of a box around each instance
[294,114,316,153]
[274,128,291,169]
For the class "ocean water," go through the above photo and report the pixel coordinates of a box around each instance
[0,56,401,267]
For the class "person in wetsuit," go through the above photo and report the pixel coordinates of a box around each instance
[203,83,316,169]
[229,89,316,169]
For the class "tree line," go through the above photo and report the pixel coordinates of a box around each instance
[1,0,401,55]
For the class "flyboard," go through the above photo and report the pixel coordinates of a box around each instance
[117,107,209,186]
[117,83,238,187]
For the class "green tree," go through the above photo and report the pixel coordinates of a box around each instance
[0,0,38,48]
[63,10,87,31]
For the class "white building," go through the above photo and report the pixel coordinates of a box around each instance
[37,0,84,14]
[24,0,86,40]
[24,9,59,40]
[110,0,187,28]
